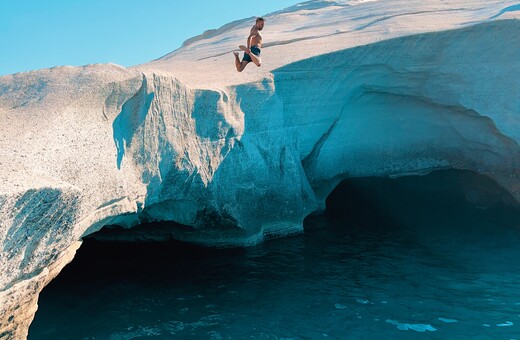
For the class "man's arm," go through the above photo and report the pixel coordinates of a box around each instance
[247,26,258,49]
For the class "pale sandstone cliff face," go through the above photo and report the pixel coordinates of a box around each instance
[1,0,520,338]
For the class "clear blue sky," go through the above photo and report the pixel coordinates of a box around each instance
[0,0,300,75]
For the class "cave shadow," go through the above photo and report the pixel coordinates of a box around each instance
[316,169,520,246]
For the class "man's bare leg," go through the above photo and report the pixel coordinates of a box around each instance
[233,51,241,71]
[239,45,262,67]
[233,51,249,72]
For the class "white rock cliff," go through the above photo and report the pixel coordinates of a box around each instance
[1,0,520,338]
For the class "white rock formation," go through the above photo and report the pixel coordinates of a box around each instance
[1,0,520,338]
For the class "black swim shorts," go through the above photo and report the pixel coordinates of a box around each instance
[243,46,261,63]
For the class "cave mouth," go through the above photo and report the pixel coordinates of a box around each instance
[29,169,520,339]
[322,169,520,242]
[85,169,520,246]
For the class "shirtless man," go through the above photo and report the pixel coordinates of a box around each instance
[234,17,264,72]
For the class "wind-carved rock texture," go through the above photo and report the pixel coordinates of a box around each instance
[1,0,520,338]
[277,21,520,207]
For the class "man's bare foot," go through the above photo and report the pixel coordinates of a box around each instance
[239,45,251,54]
[233,51,239,56]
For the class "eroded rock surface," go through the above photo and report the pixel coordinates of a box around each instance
[1,0,519,338]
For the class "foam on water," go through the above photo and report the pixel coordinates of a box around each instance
[386,319,437,332]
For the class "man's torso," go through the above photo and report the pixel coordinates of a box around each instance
[251,25,263,47]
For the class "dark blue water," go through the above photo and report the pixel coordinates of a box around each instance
[29,172,520,339]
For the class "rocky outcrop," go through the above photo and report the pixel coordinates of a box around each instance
[275,20,520,206]
[1,1,519,338]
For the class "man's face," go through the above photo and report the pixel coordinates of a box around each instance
[256,20,265,30]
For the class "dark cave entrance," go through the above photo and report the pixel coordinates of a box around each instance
[322,169,520,239]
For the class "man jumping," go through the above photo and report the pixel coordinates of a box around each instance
[234,17,264,72]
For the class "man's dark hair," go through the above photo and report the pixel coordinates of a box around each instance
[257,17,265,22]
